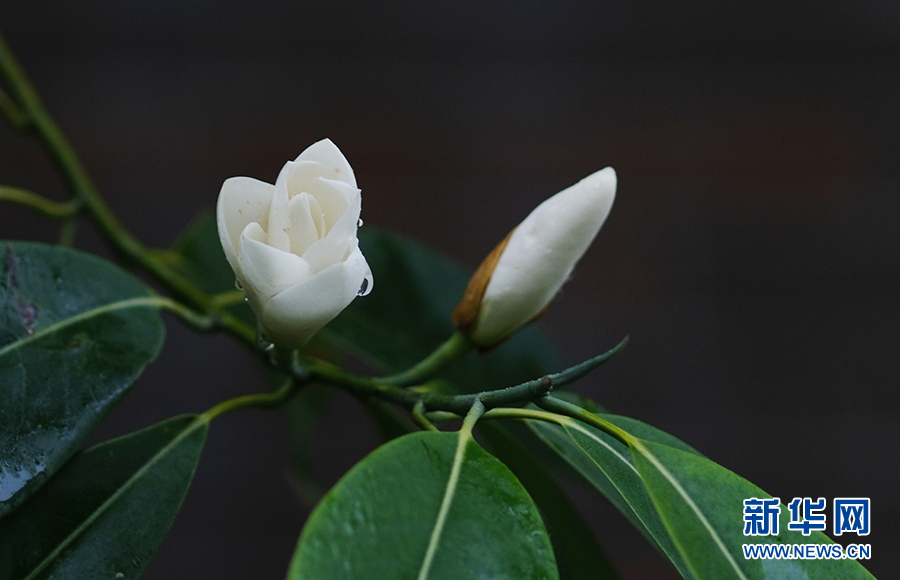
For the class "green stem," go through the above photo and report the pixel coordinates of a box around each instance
[461,399,485,434]
[303,338,625,416]
[201,378,297,421]
[151,296,217,332]
[481,407,570,424]
[119,295,255,347]
[412,400,438,431]
[208,289,247,308]
[306,358,555,415]
[0,185,82,218]
[535,395,633,446]
[379,331,473,387]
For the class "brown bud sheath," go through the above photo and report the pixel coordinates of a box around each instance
[451,227,516,334]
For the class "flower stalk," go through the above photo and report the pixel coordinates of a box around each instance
[378,331,474,387]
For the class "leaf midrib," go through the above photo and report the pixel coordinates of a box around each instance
[633,440,748,580]
[23,416,207,580]
[533,418,696,580]
[0,296,161,359]
[416,426,474,580]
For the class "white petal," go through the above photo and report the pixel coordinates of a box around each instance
[289,175,352,233]
[216,176,274,272]
[238,223,312,311]
[295,138,357,188]
[288,192,323,256]
[266,162,295,252]
[471,167,616,345]
[301,187,361,272]
[261,247,371,347]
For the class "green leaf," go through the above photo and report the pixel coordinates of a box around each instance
[169,213,234,293]
[630,438,877,580]
[287,430,558,580]
[0,415,208,580]
[166,212,255,325]
[0,241,165,516]
[528,414,698,579]
[323,228,560,391]
[479,422,619,580]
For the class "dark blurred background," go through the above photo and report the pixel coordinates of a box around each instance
[1,2,898,578]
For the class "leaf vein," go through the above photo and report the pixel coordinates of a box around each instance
[633,440,748,580]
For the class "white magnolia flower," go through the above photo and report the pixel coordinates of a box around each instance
[452,167,617,347]
[217,139,372,348]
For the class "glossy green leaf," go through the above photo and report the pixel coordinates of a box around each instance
[166,213,255,325]
[529,414,698,579]
[324,228,560,391]
[0,241,165,516]
[479,422,619,580]
[630,438,877,580]
[288,430,558,580]
[0,414,208,580]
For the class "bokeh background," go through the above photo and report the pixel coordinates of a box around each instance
[1,2,898,578]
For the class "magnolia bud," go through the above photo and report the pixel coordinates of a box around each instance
[452,167,616,347]
[217,139,372,348]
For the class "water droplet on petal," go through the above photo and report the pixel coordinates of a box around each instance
[357,274,373,296]
[234,279,243,290]
[357,218,364,227]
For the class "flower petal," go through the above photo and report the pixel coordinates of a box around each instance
[262,246,371,347]
[295,138,357,188]
[266,163,295,252]
[301,186,361,272]
[289,175,352,233]
[288,192,324,256]
[216,176,274,270]
[238,223,312,312]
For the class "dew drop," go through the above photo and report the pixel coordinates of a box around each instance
[357,218,364,227]
[357,275,373,296]
[234,279,243,290]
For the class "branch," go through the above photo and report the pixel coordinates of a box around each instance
[297,336,627,416]
[0,185,81,218]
